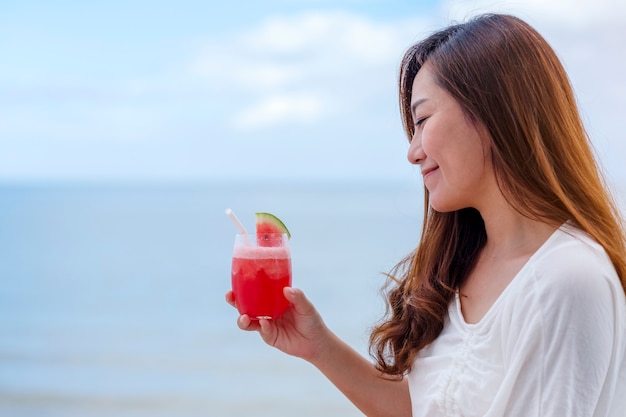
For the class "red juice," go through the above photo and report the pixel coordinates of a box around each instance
[231,245,292,319]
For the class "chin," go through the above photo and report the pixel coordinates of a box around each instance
[430,205,457,213]
[428,197,467,213]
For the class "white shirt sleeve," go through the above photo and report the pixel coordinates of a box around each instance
[497,241,626,417]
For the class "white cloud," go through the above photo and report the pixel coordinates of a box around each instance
[191,48,302,90]
[186,3,626,182]
[192,11,431,130]
[240,12,402,63]
[232,92,326,130]
[194,10,424,90]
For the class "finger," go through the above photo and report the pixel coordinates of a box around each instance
[258,318,278,345]
[284,287,316,316]
[237,314,261,332]
[259,318,272,333]
[224,290,236,307]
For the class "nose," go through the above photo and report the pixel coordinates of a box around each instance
[407,134,425,165]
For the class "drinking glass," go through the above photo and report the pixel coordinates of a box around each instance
[231,233,292,319]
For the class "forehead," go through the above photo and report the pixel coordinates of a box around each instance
[410,64,440,104]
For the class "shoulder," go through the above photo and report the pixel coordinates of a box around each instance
[496,225,626,416]
[530,223,619,295]
[499,225,624,349]
[511,224,626,337]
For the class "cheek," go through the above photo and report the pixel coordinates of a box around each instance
[420,127,437,156]
[449,144,493,192]
[421,123,451,162]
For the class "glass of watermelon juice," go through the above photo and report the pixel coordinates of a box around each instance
[230,233,292,320]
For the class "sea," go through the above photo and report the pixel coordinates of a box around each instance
[0,180,425,417]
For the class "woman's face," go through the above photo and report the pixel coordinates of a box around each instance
[407,63,497,213]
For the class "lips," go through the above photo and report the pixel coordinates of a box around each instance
[421,166,439,177]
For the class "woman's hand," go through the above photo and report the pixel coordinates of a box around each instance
[224,287,329,362]
[226,287,412,417]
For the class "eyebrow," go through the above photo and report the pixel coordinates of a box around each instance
[410,98,428,114]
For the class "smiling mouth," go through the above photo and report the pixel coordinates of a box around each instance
[422,167,438,177]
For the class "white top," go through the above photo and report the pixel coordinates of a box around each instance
[407,223,626,417]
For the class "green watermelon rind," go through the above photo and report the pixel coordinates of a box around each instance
[255,212,291,239]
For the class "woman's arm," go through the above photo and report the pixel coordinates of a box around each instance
[308,323,411,417]
[226,287,412,417]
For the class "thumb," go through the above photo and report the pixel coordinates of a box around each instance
[284,287,316,316]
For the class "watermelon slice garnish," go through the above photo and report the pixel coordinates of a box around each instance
[256,212,290,246]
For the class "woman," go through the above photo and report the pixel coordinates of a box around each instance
[226,13,626,416]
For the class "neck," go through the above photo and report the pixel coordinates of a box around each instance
[476,198,557,260]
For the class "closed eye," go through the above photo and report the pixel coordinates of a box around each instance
[414,117,428,128]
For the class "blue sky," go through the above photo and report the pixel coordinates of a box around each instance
[2,0,625,187]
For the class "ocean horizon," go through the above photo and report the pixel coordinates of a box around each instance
[0,179,425,417]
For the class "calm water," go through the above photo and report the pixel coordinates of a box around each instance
[0,181,423,417]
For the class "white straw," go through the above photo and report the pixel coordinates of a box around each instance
[225,208,248,235]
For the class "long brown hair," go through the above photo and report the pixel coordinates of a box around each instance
[369,13,626,376]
